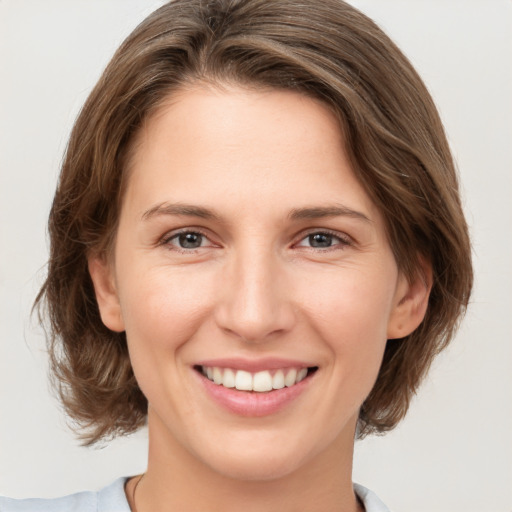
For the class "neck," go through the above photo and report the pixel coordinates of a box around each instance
[133,410,362,512]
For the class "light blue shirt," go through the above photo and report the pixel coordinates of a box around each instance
[0,478,390,511]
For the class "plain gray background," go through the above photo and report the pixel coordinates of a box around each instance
[1,1,511,511]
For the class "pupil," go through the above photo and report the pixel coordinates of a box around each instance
[309,233,332,247]
[179,233,202,248]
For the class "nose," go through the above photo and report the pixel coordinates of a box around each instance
[214,246,296,343]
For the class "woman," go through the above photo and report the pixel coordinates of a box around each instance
[0,0,472,510]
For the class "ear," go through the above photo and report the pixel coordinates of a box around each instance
[88,255,125,332]
[387,258,432,340]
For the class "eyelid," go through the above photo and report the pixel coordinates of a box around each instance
[157,226,353,252]
[159,227,217,249]
[293,228,353,249]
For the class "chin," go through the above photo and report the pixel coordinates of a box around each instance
[202,446,310,482]
[188,420,349,484]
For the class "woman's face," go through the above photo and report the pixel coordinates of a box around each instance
[92,84,417,481]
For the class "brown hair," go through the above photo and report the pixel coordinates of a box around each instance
[37,0,472,444]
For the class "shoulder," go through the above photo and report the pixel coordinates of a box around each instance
[0,491,96,512]
[354,482,392,512]
[0,477,130,512]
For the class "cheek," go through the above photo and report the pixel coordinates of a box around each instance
[299,266,395,387]
[301,264,396,337]
[116,267,216,376]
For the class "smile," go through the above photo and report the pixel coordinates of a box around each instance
[193,359,318,416]
[198,366,313,392]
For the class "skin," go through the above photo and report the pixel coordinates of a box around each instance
[90,84,430,512]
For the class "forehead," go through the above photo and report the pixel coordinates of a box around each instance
[131,83,344,166]
[122,84,380,224]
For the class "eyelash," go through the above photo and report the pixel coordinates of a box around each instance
[159,228,352,253]
[160,229,213,253]
[295,229,352,251]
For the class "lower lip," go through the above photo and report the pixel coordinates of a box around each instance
[195,370,314,417]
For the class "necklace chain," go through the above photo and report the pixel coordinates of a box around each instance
[131,473,145,512]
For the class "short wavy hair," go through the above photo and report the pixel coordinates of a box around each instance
[36,0,472,445]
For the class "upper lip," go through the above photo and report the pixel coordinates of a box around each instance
[194,357,315,373]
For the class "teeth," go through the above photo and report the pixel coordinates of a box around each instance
[202,366,310,392]
[223,368,235,388]
[235,370,253,391]
[213,367,223,385]
[284,368,297,387]
[297,368,308,382]
[272,370,285,389]
[253,371,273,392]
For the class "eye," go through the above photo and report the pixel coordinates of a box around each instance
[164,230,211,250]
[295,231,351,249]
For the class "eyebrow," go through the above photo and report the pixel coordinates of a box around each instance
[288,205,372,223]
[141,202,221,221]
[141,202,371,224]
